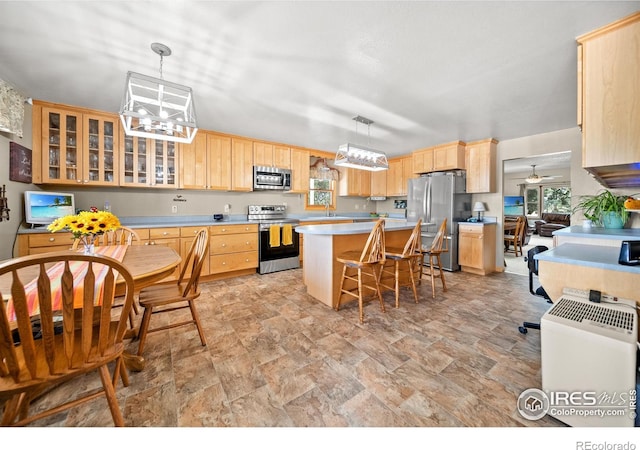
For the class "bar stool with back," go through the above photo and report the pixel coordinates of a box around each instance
[419,218,448,299]
[335,219,386,324]
[379,219,423,308]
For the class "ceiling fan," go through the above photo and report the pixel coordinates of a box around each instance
[517,164,562,184]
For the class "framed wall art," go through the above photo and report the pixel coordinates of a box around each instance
[9,141,32,183]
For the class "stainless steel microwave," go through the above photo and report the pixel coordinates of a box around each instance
[253,166,291,191]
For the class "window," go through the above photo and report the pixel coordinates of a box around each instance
[525,188,539,216]
[307,178,335,210]
[524,185,571,217]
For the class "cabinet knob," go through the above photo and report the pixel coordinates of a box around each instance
[49,237,55,242]
[221,243,226,247]
[245,259,249,262]
[222,228,226,232]
[163,232,168,236]
[222,262,226,265]
[246,241,249,245]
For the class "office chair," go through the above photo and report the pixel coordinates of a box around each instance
[518,245,552,334]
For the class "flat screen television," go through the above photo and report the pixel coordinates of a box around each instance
[24,191,75,226]
[504,195,525,216]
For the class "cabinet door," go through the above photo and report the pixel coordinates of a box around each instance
[180,132,207,189]
[273,145,291,169]
[121,135,150,186]
[84,114,119,186]
[231,138,254,191]
[339,168,370,197]
[290,147,309,193]
[180,237,210,277]
[412,147,434,174]
[465,139,497,193]
[253,142,273,166]
[41,107,83,184]
[458,232,482,269]
[207,133,232,190]
[580,15,640,168]
[151,140,178,188]
[370,170,387,197]
[386,159,404,196]
[433,141,465,171]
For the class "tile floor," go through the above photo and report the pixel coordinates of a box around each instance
[24,267,564,427]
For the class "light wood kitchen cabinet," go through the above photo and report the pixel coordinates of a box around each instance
[370,169,387,197]
[34,102,119,186]
[433,141,465,171]
[254,142,291,168]
[412,147,434,174]
[458,223,496,276]
[577,12,640,188]
[120,134,178,188]
[17,232,75,256]
[338,168,371,197]
[289,147,310,194]
[209,223,258,275]
[180,132,232,190]
[465,138,497,193]
[231,138,254,191]
[387,156,412,196]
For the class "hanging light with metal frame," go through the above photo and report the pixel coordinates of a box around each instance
[119,43,198,144]
[335,115,388,172]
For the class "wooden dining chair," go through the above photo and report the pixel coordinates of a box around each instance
[419,218,449,299]
[72,226,142,328]
[335,219,386,324]
[504,216,525,257]
[135,228,210,357]
[0,251,136,426]
[71,226,140,249]
[379,219,423,308]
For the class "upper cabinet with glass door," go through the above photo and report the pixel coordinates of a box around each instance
[35,102,119,186]
[120,133,178,188]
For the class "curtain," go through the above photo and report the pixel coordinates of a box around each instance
[0,79,25,138]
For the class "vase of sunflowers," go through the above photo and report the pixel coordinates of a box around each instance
[47,206,121,255]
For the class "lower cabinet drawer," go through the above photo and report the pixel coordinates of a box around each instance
[29,245,75,255]
[458,224,483,235]
[29,232,74,248]
[210,251,258,274]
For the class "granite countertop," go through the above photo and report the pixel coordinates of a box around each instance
[553,226,640,240]
[296,221,418,235]
[534,243,640,274]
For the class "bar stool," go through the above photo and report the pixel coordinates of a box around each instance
[419,218,448,298]
[335,220,386,324]
[379,219,422,308]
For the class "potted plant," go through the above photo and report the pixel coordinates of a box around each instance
[572,190,630,229]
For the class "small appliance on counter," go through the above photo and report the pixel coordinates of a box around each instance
[618,240,640,266]
[213,214,224,222]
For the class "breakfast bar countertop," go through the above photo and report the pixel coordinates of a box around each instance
[295,221,418,235]
[534,243,640,274]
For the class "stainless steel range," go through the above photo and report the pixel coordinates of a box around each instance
[248,205,300,274]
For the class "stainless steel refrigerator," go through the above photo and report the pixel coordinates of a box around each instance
[406,172,471,271]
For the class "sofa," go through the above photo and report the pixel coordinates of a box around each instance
[534,213,570,237]
[504,215,533,245]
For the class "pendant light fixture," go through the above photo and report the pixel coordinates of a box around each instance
[526,164,543,184]
[119,43,198,144]
[335,115,388,172]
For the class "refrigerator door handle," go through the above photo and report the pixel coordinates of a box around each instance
[425,180,432,224]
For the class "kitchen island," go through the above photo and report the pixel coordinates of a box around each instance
[295,220,416,309]
[535,243,640,305]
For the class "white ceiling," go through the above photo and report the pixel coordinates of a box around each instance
[1,1,638,158]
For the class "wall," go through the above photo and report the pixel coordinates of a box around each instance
[0,104,33,260]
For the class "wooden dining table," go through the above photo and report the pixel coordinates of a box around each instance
[0,244,182,371]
